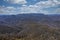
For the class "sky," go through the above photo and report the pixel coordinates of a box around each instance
[0,0,60,15]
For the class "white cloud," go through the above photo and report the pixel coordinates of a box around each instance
[19,0,60,14]
[4,0,27,4]
[0,6,17,15]
[0,0,60,15]
[35,0,60,8]
[0,5,49,15]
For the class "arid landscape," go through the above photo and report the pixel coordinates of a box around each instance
[0,14,60,40]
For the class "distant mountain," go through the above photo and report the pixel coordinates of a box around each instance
[0,14,45,25]
[0,13,60,26]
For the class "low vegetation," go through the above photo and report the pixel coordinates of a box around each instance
[0,22,60,40]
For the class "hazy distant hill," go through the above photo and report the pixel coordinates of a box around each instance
[0,13,60,27]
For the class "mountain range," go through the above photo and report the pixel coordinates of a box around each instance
[0,13,60,40]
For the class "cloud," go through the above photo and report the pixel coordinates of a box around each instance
[0,5,49,15]
[4,0,27,4]
[35,0,60,8]
[0,0,60,15]
[0,6,17,15]
[19,0,60,14]
[53,8,60,14]
[19,5,49,14]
